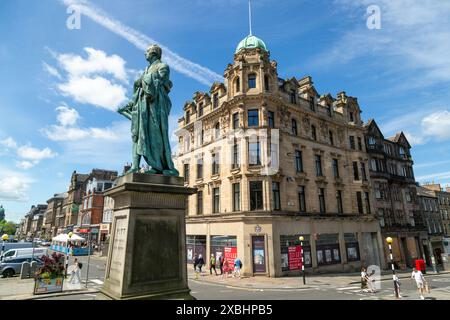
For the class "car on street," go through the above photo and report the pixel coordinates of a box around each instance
[40,240,51,246]
[1,257,44,278]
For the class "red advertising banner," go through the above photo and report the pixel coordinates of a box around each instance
[224,247,237,270]
[288,245,303,270]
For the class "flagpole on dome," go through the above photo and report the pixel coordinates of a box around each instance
[248,0,253,36]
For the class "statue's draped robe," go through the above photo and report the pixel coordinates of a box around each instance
[121,59,176,173]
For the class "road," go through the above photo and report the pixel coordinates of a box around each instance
[40,272,450,300]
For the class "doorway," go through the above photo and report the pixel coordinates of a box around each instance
[251,236,266,274]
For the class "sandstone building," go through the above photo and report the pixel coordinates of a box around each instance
[175,34,385,276]
[365,120,428,269]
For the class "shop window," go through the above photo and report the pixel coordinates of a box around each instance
[186,235,206,263]
[344,233,360,262]
[316,234,341,265]
[280,234,312,271]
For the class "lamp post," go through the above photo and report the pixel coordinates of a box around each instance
[1,234,8,258]
[299,236,306,285]
[386,237,399,298]
[85,229,92,288]
[65,231,73,277]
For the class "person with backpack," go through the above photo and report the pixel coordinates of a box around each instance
[233,257,242,278]
[209,254,218,275]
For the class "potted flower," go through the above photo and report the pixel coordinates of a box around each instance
[33,252,65,294]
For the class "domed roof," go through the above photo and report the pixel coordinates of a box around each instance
[235,35,267,53]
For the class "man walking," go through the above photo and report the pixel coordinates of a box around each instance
[209,254,218,275]
[411,267,426,300]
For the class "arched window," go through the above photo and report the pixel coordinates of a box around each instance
[248,74,257,89]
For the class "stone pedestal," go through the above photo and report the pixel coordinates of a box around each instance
[96,173,196,300]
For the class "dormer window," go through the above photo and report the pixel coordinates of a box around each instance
[198,102,204,117]
[309,96,315,111]
[399,147,406,158]
[368,136,376,145]
[290,90,297,104]
[185,111,190,124]
[349,111,355,122]
[213,93,219,109]
[248,74,257,89]
[327,104,332,117]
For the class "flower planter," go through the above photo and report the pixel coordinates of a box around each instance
[34,276,64,295]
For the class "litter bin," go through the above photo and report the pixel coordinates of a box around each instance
[415,259,426,274]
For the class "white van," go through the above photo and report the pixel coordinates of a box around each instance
[0,248,48,261]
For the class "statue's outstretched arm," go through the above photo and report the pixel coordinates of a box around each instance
[118,102,133,120]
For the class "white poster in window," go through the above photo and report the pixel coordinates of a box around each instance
[325,249,332,262]
[281,253,288,268]
[317,251,323,264]
[348,247,357,260]
[333,249,340,261]
[304,252,311,265]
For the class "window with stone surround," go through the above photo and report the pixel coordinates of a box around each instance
[311,125,317,141]
[197,191,203,215]
[232,183,240,212]
[250,181,263,211]
[233,112,239,129]
[315,155,323,177]
[295,150,303,173]
[212,187,220,213]
[292,119,298,135]
[248,109,259,127]
[298,186,306,213]
[213,93,219,109]
[318,188,326,213]
[248,74,257,89]
[272,182,281,211]
[336,190,343,214]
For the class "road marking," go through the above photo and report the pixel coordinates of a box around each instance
[336,286,360,290]
[90,279,104,285]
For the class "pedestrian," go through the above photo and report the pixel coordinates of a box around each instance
[193,253,198,272]
[411,267,426,300]
[218,254,224,275]
[222,257,230,278]
[233,257,242,278]
[360,267,374,293]
[209,254,218,275]
[68,258,82,285]
[197,254,205,275]
[393,274,402,298]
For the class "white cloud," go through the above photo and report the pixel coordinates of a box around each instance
[60,0,223,86]
[56,105,79,126]
[1,137,17,149]
[16,161,35,170]
[317,0,450,85]
[41,106,122,141]
[57,47,128,83]
[58,76,127,111]
[0,166,33,202]
[17,145,57,161]
[0,137,57,169]
[417,171,450,183]
[421,110,450,140]
[43,62,62,80]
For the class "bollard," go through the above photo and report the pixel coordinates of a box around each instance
[30,261,37,277]
[20,261,31,279]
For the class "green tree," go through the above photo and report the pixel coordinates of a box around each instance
[0,220,17,235]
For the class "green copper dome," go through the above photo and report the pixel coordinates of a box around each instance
[235,35,267,53]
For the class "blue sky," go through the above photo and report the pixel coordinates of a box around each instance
[1,0,450,222]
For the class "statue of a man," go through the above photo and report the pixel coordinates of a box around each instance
[118,44,179,176]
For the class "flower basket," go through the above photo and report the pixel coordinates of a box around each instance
[33,252,66,295]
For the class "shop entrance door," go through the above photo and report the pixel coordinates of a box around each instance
[252,236,266,274]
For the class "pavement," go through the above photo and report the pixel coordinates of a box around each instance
[3,250,450,300]
[187,268,450,290]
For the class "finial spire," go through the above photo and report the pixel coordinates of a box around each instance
[248,0,253,36]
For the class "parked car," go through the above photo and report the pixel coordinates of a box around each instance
[1,257,44,278]
[40,240,51,247]
[1,248,48,262]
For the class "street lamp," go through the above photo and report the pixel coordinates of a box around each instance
[1,234,8,258]
[65,231,73,277]
[299,236,306,285]
[386,237,399,298]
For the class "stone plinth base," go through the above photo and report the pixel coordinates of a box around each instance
[97,173,196,300]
